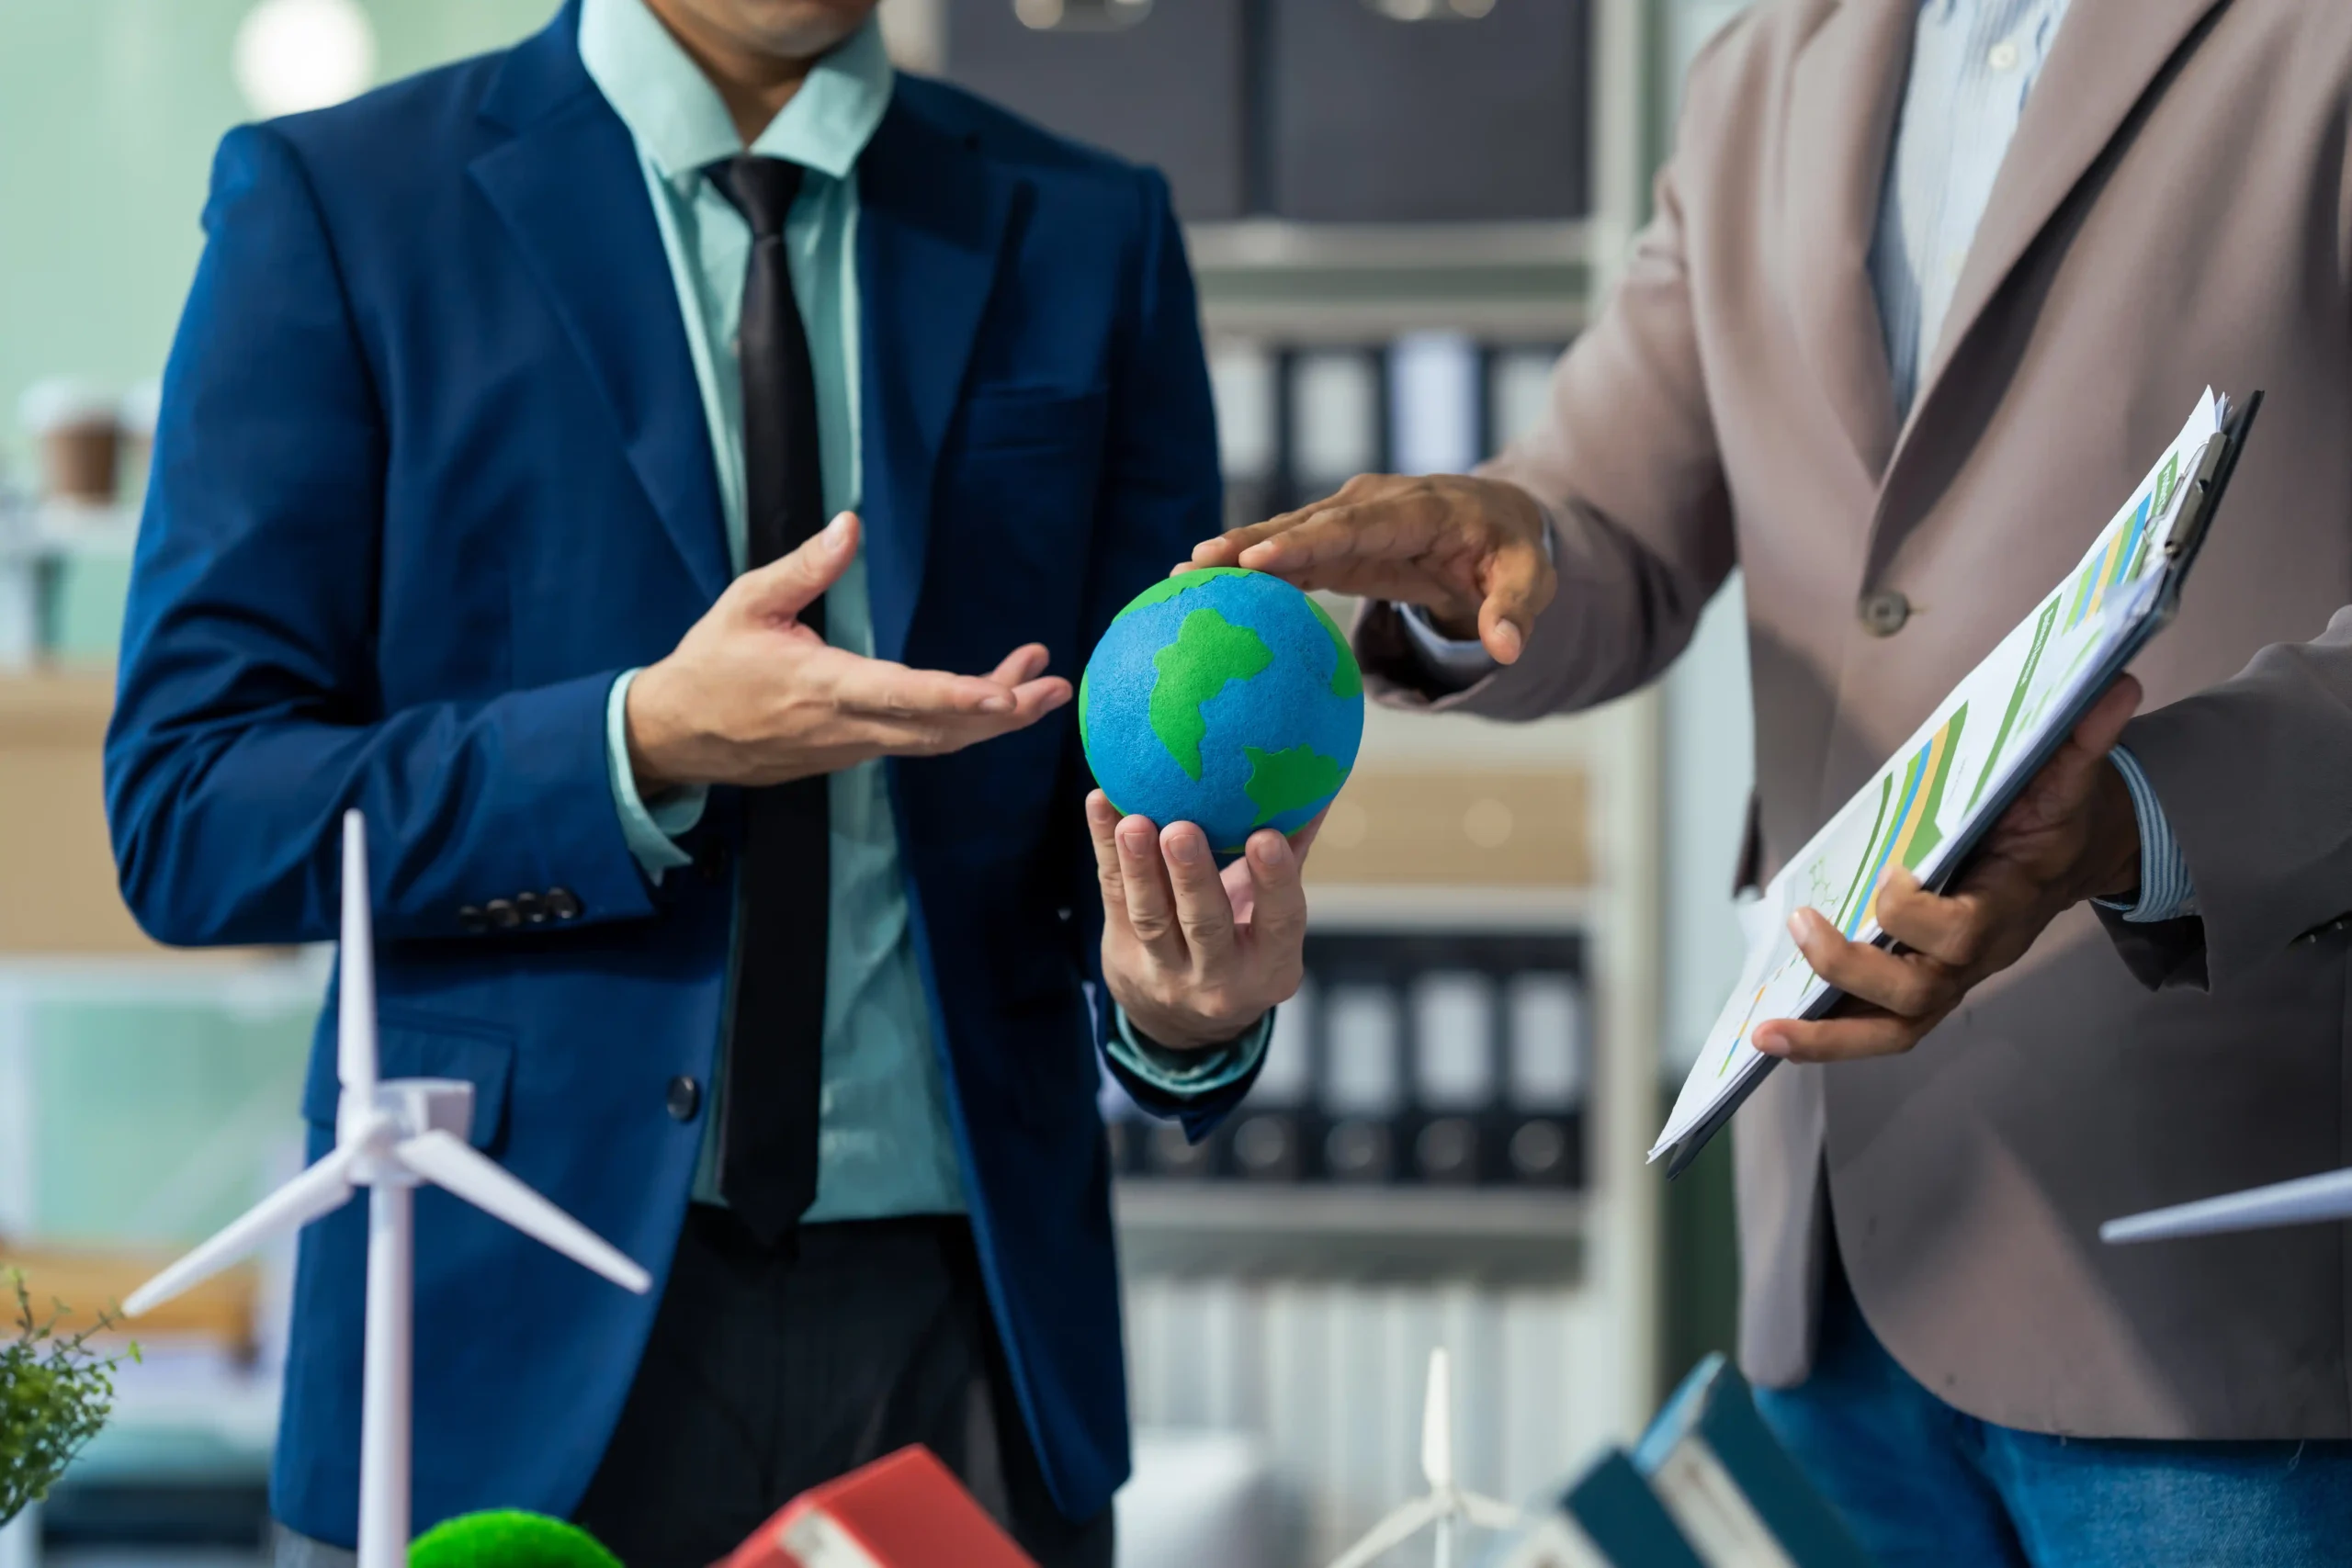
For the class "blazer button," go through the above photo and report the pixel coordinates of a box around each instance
[666,1076,702,1122]
[1859,589,1912,637]
[547,887,582,920]
[514,890,548,924]
[485,898,521,931]
[458,905,489,934]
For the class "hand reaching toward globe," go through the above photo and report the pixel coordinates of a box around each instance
[1088,791,1319,1050]
[1185,473,1557,665]
[627,513,1070,795]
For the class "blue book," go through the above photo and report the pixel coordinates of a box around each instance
[1566,1448,1707,1567]
[1491,1448,1702,1568]
[1632,1355,1874,1568]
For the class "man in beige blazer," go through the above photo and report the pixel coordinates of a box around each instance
[1194,0,2352,1559]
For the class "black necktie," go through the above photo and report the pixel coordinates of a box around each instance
[708,154,828,1244]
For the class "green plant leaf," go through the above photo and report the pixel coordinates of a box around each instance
[1,1269,128,1526]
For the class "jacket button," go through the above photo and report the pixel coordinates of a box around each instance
[485,898,521,931]
[666,1076,702,1122]
[1859,589,1911,637]
[458,905,489,934]
[547,887,582,920]
[514,891,548,924]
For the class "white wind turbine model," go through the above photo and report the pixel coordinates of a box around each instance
[1327,1348,1522,1568]
[124,810,651,1568]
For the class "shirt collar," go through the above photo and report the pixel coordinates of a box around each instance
[578,0,893,190]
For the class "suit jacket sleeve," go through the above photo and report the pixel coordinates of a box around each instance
[1354,91,1736,719]
[2104,606,2352,991]
[1066,167,1263,1135]
[104,125,656,948]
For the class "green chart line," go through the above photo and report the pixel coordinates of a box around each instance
[1964,600,2059,815]
[1830,775,1895,938]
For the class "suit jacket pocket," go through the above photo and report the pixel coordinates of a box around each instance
[300,1010,518,1152]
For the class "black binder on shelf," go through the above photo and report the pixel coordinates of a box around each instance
[1264,0,1592,221]
[944,0,1249,220]
[1108,929,1589,1190]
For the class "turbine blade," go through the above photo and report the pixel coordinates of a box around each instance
[1421,1346,1453,1489]
[1461,1494,1524,1532]
[395,1130,650,1294]
[1326,1497,1442,1568]
[124,1145,361,1316]
[339,810,377,1102]
[2104,1167,2352,1245]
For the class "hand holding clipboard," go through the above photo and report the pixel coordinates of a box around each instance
[1653,389,2263,1178]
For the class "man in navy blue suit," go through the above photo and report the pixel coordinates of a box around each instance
[103,1,1309,1563]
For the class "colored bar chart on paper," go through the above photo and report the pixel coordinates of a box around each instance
[1655,389,2240,1168]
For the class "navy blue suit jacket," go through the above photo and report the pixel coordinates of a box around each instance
[104,6,1253,1541]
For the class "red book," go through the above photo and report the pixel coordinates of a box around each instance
[718,1446,1040,1568]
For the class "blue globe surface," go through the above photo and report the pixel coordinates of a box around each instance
[1080,568,1364,852]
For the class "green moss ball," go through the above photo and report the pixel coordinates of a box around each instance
[410,1511,624,1568]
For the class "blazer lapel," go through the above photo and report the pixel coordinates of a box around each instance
[1783,0,1917,484]
[1902,0,2231,436]
[856,99,1017,666]
[468,13,732,603]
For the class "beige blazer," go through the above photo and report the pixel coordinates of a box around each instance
[1357,0,2352,1438]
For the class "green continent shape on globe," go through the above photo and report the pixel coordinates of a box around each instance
[1244,744,1346,827]
[1304,594,1363,699]
[1114,566,1253,622]
[1150,607,1272,779]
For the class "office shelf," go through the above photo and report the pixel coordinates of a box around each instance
[1189,220,1597,273]
[1116,1179,1587,1285]
[1306,886,1593,931]
[1191,220,1594,340]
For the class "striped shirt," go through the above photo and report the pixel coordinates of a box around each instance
[1871,0,2193,919]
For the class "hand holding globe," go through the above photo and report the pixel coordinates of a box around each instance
[1080,569,1364,1051]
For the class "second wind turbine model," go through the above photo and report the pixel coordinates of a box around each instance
[123,810,652,1567]
[1327,1348,1522,1568]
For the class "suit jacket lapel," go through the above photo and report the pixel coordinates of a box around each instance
[1902,0,2232,439]
[468,11,732,603]
[1783,0,1917,484]
[856,99,1017,666]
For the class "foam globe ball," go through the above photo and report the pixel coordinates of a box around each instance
[1080,568,1364,853]
[409,1510,623,1568]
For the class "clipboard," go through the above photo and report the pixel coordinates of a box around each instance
[1654,390,2264,1179]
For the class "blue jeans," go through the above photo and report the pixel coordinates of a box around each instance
[1753,1261,2352,1567]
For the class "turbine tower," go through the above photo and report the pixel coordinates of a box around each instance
[1327,1348,1521,1568]
[124,810,651,1566]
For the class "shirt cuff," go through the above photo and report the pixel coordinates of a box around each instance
[605,669,706,883]
[2095,745,2199,923]
[1107,1004,1273,1099]
[1396,604,1500,690]
[1389,513,1552,690]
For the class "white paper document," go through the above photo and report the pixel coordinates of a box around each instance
[1653,389,2234,1168]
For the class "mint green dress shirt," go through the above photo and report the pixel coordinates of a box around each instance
[578,0,1265,1220]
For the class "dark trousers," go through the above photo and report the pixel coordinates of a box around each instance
[573,1206,1113,1568]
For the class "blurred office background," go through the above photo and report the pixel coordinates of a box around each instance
[0,1,1757,1563]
